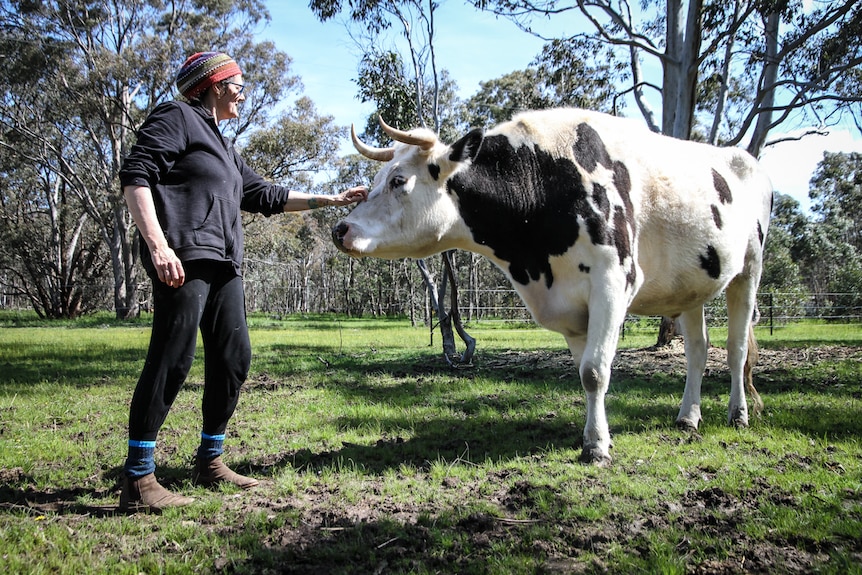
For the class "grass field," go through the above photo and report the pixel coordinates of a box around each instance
[0,312,860,574]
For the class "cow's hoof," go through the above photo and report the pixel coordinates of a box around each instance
[675,418,699,432]
[578,447,612,467]
[729,407,749,428]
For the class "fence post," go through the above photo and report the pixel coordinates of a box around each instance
[769,292,774,336]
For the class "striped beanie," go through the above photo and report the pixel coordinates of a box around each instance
[176,52,242,100]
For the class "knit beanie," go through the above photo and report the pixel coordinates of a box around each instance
[176,52,242,100]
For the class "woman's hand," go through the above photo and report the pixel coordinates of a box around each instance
[151,245,185,288]
[284,186,370,212]
[124,184,185,288]
[330,185,368,206]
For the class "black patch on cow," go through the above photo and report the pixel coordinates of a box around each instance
[579,263,590,273]
[447,135,593,288]
[612,207,631,266]
[711,205,723,229]
[612,161,633,214]
[700,245,721,279]
[428,163,440,181]
[712,169,732,204]
[574,123,613,172]
[757,220,764,245]
[586,212,611,247]
[592,183,610,220]
[573,126,637,267]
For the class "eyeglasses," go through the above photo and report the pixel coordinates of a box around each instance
[222,81,245,94]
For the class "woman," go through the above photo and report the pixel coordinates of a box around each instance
[118,52,367,512]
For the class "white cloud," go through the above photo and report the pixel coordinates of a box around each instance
[759,129,862,212]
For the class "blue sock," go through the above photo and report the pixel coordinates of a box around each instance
[197,432,225,461]
[124,440,156,478]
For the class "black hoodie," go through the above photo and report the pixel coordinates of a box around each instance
[119,100,291,277]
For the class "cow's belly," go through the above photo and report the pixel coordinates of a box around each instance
[628,279,725,317]
[628,216,751,317]
[515,279,590,338]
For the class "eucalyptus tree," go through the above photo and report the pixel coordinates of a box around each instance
[310,0,477,364]
[458,41,619,131]
[806,152,862,313]
[758,193,807,322]
[471,0,861,151]
[239,96,348,314]
[457,69,555,130]
[0,11,109,317]
[0,140,110,317]
[0,0,297,318]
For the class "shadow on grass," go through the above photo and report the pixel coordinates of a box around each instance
[275,413,584,476]
[0,344,144,391]
[249,344,862,476]
[0,465,192,518]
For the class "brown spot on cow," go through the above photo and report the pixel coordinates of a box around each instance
[613,207,631,266]
[713,169,733,204]
[711,205,723,229]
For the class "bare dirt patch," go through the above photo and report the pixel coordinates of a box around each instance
[483,338,862,378]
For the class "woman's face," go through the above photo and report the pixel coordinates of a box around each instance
[215,74,245,121]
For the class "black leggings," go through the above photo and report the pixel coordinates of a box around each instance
[128,260,252,442]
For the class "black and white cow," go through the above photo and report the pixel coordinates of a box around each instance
[333,108,773,465]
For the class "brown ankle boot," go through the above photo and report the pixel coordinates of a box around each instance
[194,455,259,489]
[119,473,194,512]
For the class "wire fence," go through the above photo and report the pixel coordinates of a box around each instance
[455,290,862,327]
[1,280,860,328]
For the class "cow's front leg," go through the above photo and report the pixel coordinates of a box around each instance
[567,285,627,467]
[565,334,611,464]
[578,355,612,467]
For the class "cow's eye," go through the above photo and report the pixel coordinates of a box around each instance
[389,175,407,189]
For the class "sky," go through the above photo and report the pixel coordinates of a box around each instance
[258,2,862,213]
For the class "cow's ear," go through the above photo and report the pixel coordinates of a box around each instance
[449,128,483,163]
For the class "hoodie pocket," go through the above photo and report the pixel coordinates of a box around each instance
[161,185,236,257]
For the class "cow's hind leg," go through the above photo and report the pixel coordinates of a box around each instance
[725,274,760,427]
[676,307,709,431]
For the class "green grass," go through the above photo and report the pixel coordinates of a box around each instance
[1,312,861,574]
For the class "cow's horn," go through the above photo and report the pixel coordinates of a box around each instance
[351,124,395,161]
[379,116,437,150]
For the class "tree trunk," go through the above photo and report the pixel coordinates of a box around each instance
[443,251,476,364]
[746,11,780,157]
[656,316,679,347]
[656,0,703,346]
[415,252,474,365]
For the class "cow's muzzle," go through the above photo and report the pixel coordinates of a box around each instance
[331,222,351,254]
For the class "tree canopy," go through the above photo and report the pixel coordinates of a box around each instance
[2,1,862,324]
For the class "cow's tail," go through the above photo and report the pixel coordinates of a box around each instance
[745,323,763,416]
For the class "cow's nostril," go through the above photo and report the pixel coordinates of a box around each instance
[332,222,348,244]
